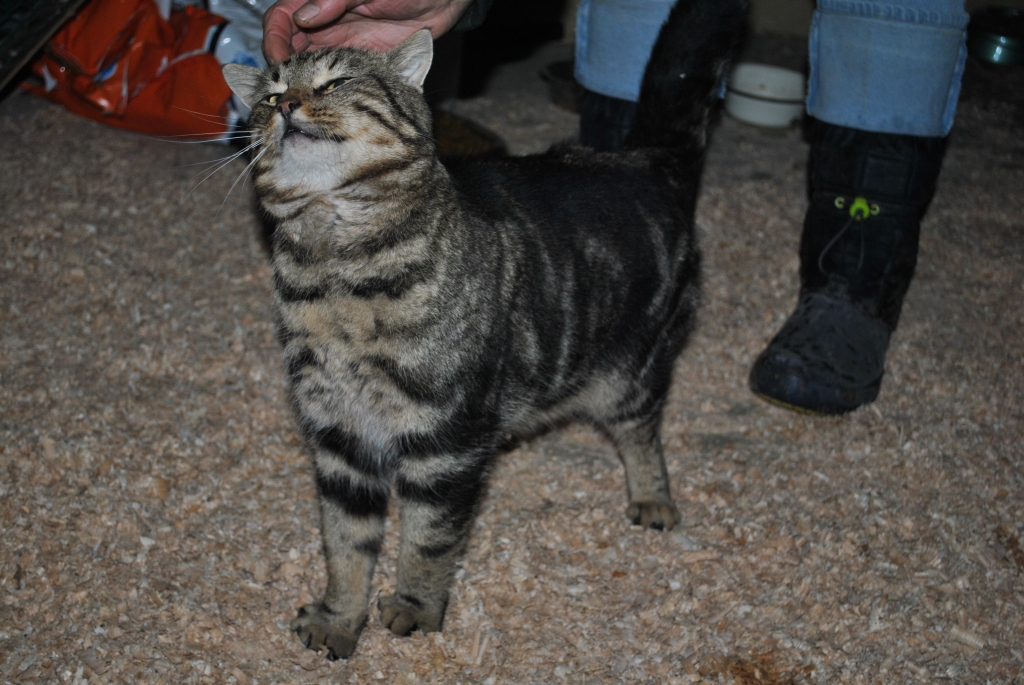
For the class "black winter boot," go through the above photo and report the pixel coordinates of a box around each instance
[579,88,637,151]
[749,118,946,414]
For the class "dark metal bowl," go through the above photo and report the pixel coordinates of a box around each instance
[540,60,583,114]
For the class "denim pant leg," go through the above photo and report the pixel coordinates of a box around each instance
[574,0,675,102]
[807,0,969,136]
[577,0,968,137]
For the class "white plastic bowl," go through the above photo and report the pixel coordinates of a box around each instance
[725,63,806,128]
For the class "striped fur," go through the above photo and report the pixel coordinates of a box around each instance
[223,0,745,661]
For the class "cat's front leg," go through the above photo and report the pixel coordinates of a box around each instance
[379,454,489,636]
[291,450,389,660]
[606,416,681,530]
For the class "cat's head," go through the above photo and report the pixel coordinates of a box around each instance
[222,31,434,206]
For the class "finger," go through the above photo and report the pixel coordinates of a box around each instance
[292,31,313,55]
[305,19,420,52]
[350,1,474,39]
[263,1,306,64]
[293,0,369,29]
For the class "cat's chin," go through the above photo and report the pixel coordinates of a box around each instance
[269,144,351,194]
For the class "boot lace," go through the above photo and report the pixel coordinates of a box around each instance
[817,195,880,276]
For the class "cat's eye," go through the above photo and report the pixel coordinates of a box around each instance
[320,77,351,94]
[266,94,280,105]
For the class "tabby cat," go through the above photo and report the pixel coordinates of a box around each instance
[223,0,745,660]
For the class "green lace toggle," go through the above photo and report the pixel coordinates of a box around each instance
[833,195,880,221]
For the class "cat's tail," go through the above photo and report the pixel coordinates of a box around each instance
[623,0,747,153]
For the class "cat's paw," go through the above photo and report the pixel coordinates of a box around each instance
[378,593,444,636]
[290,604,363,660]
[627,500,680,530]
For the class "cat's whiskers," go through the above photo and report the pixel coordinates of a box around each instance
[185,137,262,176]
[154,132,255,145]
[220,143,273,210]
[159,130,249,138]
[185,137,266,200]
[178,133,267,168]
[172,105,235,126]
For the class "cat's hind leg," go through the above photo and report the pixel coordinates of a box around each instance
[604,413,680,530]
[379,454,489,636]
[291,443,389,660]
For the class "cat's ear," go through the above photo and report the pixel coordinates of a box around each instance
[388,29,433,91]
[222,63,264,108]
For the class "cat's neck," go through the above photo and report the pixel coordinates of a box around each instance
[267,155,452,262]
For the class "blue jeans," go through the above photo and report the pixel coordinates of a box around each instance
[574,0,968,136]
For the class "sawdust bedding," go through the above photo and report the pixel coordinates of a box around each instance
[1,60,1023,684]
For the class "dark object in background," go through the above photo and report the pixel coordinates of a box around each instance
[540,59,583,113]
[579,89,637,151]
[459,0,567,97]
[734,32,805,74]
[968,6,1024,66]
[423,31,464,107]
[0,0,90,96]
[432,108,505,157]
[425,30,505,158]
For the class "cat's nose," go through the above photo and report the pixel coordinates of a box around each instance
[277,94,301,115]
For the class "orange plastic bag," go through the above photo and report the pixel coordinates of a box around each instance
[24,0,233,138]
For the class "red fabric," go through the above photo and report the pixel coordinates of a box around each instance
[24,0,232,138]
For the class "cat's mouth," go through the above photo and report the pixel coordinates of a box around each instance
[283,122,318,140]
[281,122,345,145]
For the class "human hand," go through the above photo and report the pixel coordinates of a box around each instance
[262,0,474,63]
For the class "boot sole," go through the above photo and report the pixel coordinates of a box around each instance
[749,368,881,415]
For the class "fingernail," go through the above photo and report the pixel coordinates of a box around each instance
[295,3,320,23]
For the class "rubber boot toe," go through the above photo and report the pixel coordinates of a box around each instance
[749,292,890,415]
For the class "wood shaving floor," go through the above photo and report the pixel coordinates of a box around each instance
[1,46,1022,685]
